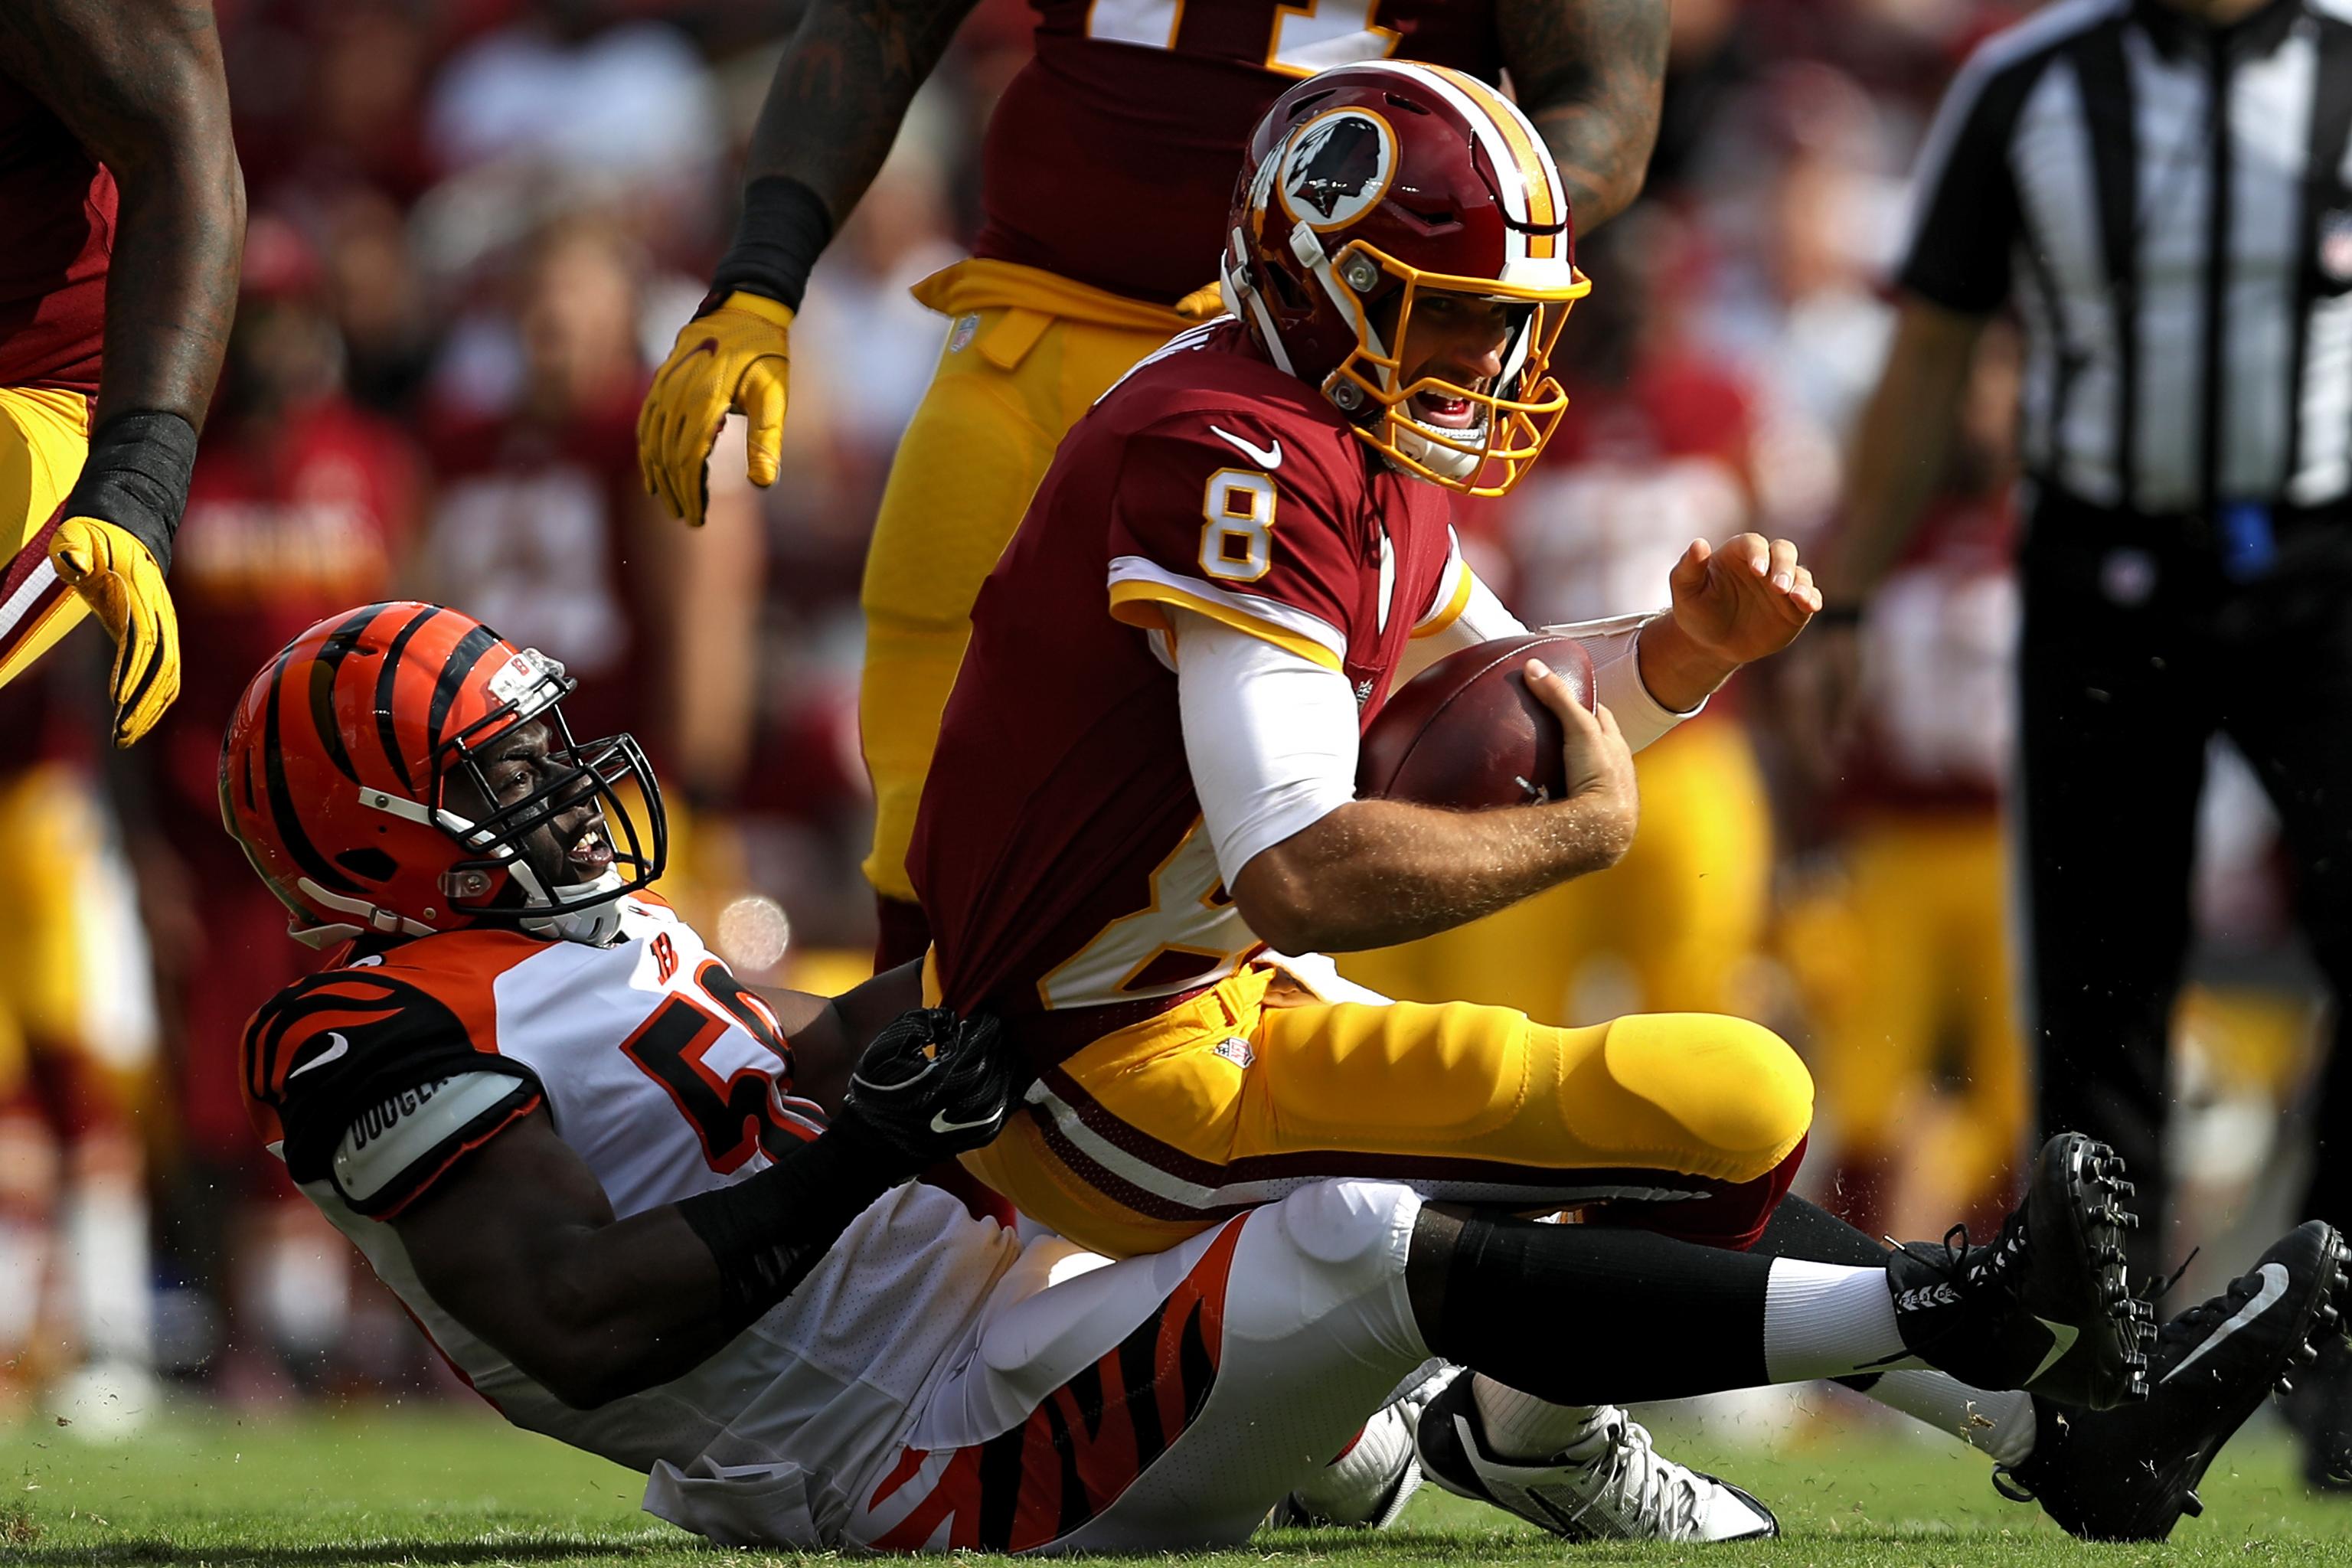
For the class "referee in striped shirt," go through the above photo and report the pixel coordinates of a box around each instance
[1821,0,2352,1476]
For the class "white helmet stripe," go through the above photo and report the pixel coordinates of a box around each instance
[1364,61,1567,265]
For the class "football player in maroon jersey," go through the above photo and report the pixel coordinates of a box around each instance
[636,0,1668,969]
[0,0,244,747]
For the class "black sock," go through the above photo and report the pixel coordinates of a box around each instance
[1753,1194,1899,1391]
[1423,1211,1775,1405]
[1753,1194,1894,1268]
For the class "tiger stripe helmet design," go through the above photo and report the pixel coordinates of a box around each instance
[219,602,666,949]
[1219,61,1592,496]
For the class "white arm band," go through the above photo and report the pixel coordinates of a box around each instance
[1423,570,1705,755]
[1171,608,1361,886]
[1542,612,1704,754]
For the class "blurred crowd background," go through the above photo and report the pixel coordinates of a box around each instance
[0,0,2324,1435]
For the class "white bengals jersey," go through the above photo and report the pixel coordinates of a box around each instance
[240,895,1021,1527]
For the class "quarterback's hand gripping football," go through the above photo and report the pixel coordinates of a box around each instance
[47,514,181,747]
[840,1007,1027,1168]
[637,290,794,526]
[1664,533,1822,669]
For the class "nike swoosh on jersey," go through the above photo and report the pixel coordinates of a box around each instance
[2164,1262,2289,1383]
[289,1032,351,1080]
[930,1109,1002,1135]
[2028,1316,2081,1383]
[1210,425,1282,469]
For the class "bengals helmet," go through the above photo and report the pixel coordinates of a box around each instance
[220,602,665,949]
[1219,62,1590,496]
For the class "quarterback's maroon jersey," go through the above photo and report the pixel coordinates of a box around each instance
[0,69,113,397]
[973,0,1504,305]
[910,322,1465,1055]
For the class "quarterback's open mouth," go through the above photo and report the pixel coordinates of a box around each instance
[567,819,615,871]
[1411,388,1484,430]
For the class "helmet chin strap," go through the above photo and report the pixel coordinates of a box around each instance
[507,860,629,948]
[1390,417,1487,482]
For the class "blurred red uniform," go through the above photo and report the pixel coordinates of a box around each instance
[1786,496,2027,1240]
[420,384,660,759]
[157,395,422,1175]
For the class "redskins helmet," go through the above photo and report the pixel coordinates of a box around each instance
[1220,62,1590,496]
[220,602,666,949]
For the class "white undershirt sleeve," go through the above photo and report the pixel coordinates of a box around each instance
[1170,607,1362,887]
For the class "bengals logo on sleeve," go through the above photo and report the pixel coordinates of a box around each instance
[241,966,541,1202]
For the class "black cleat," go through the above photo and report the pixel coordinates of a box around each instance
[1994,1220,2351,1539]
[2283,1331,2352,1491]
[1887,1133,2151,1410]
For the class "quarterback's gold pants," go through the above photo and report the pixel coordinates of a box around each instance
[1338,720,1774,1022]
[961,962,1815,1260]
[860,260,1210,904]
[1783,812,2028,1207]
[0,385,92,689]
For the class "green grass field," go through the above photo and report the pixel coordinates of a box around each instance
[7,1400,2352,1566]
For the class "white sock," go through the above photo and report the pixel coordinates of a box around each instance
[64,1177,151,1365]
[0,1218,45,1349]
[1864,1370,2037,1465]
[1762,1259,1919,1381]
[1472,1374,1601,1459]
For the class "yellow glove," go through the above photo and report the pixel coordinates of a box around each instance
[638,290,793,527]
[47,514,181,748]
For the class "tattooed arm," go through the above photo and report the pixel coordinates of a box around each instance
[0,0,244,430]
[741,0,985,227]
[1498,0,1667,234]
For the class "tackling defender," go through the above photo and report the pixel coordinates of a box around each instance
[222,601,2344,1550]
[634,0,1668,965]
[0,0,243,746]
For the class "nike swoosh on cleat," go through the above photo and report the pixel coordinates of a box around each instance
[289,1032,351,1080]
[2029,1317,2081,1383]
[2164,1263,2289,1383]
[930,1109,1001,1135]
[1210,425,1283,469]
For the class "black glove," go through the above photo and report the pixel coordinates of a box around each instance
[839,1007,1025,1164]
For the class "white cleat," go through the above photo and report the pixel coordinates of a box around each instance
[1415,1374,1778,1541]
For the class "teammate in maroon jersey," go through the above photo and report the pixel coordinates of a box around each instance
[0,0,243,746]
[637,0,1668,968]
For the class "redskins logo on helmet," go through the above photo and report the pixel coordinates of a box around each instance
[219,602,666,950]
[1221,63,1592,496]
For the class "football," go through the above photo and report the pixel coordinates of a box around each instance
[1357,633,1596,809]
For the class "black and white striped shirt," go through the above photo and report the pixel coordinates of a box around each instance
[1903,0,2352,514]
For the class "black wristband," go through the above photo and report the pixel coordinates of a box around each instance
[675,1114,909,1325]
[60,410,198,575]
[708,176,835,315]
[1812,603,1864,627]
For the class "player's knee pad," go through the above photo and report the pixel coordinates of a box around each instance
[1232,1184,1429,1363]
[1274,1180,1421,1270]
[1608,1013,1814,1182]
[1248,1181,1423,1351]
